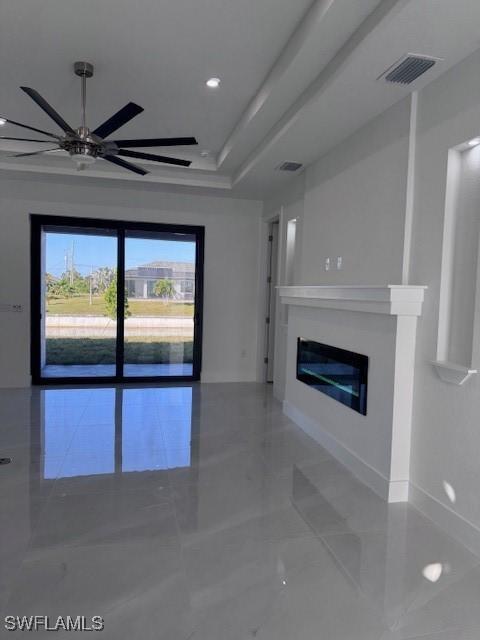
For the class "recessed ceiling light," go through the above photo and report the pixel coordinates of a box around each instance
[468,137,480,147]
[0,117,6,126]
[200,150,210,157]
[206,77,221,89]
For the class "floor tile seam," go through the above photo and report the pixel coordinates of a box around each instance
[289,497,428,544]
[23,536,182,562]
[314,533,394,630]
[401,629,470,640]
[29,493,178,540]
[167,454,282,486]
[50,485,173,500]
[417,623,480,638]
[384,580,475,639]
[316,518,457,540]
[178,528,321,553]
[410,557,480,609]
[264,458,349,482]
[185,572,288,629]
[170,473,200,580]
[178,531,318,554]
[15,479,64,559]
[406,503,480,564]
[318,529,480,638]
[99,571,190,620]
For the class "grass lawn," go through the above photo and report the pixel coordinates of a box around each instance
[46,337,193,365]
[46,295,194,317]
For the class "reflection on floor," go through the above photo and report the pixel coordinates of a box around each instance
[42,363,193,378]
[1,383,480,640]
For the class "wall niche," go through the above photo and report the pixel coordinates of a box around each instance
[433,142,480,384]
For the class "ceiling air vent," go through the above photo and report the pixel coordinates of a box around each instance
[277,161,303,172]
[380,54,441,85]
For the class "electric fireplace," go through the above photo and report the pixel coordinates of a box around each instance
[296,338,368,415]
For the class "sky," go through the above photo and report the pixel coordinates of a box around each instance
[46,232,196,277]
[43,387,192,478]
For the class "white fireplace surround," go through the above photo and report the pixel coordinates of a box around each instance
[278,285,426,316]
[278,285,427,503]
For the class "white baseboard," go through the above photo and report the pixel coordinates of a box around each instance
[282,400,480,553]
[283,400,390,500]
[388,479,409,503]
[409,482,480,557]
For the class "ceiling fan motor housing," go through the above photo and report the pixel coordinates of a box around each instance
[74,61,94,78]
[68,133,99,164]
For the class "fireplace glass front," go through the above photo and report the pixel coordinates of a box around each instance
[296,338,368,415]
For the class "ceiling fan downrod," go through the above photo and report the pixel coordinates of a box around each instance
[72,61,96,168]
[74,61,93,133]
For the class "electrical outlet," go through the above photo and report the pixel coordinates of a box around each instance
[324,258,330,272]
[336,257,343,270]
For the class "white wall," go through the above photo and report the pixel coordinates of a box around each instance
[409,47,480,543]
[0,173,262,387]
[262,175,305,399]
[299,98,410,285]
[263,100,411,487]
[267,44,480,546]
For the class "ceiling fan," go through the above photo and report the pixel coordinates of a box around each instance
[0,61,198,175]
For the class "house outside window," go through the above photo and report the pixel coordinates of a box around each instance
[125,261,195,301]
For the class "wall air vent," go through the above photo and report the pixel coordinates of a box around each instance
[379,54,442,85]
[277,161,303,172]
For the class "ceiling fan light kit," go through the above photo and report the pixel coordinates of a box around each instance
[2,61,198,175]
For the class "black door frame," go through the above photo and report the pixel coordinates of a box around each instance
[31,214,204,385]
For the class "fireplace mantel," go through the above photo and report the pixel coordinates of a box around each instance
[279,284,427,504]
[278,285,427,317]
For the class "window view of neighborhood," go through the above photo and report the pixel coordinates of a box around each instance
[43,229,195,377]
[124,235,195,376]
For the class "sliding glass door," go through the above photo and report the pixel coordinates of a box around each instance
[31,216,204,383]
[39,224,118,379]
[124,230,196,377]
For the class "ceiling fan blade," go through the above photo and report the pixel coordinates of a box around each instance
[1,118,61,140]
[0,136,57,143]
[93,103,144,139]
[103,154,148,176]
[118,149,191,167]
[11,147,60,157]
[20,87,76,135]
[112,137,198,148]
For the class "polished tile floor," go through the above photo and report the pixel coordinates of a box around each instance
[0,382,479,639]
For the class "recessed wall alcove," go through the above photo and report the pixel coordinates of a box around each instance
[433,141,480,384]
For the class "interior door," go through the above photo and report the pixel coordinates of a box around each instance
[266,221,279,382]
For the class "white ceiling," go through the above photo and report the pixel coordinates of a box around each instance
[1,0,480,197]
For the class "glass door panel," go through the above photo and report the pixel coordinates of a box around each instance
[123,231,196,377]
[41,226,117,378]
[32,216,203,383]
